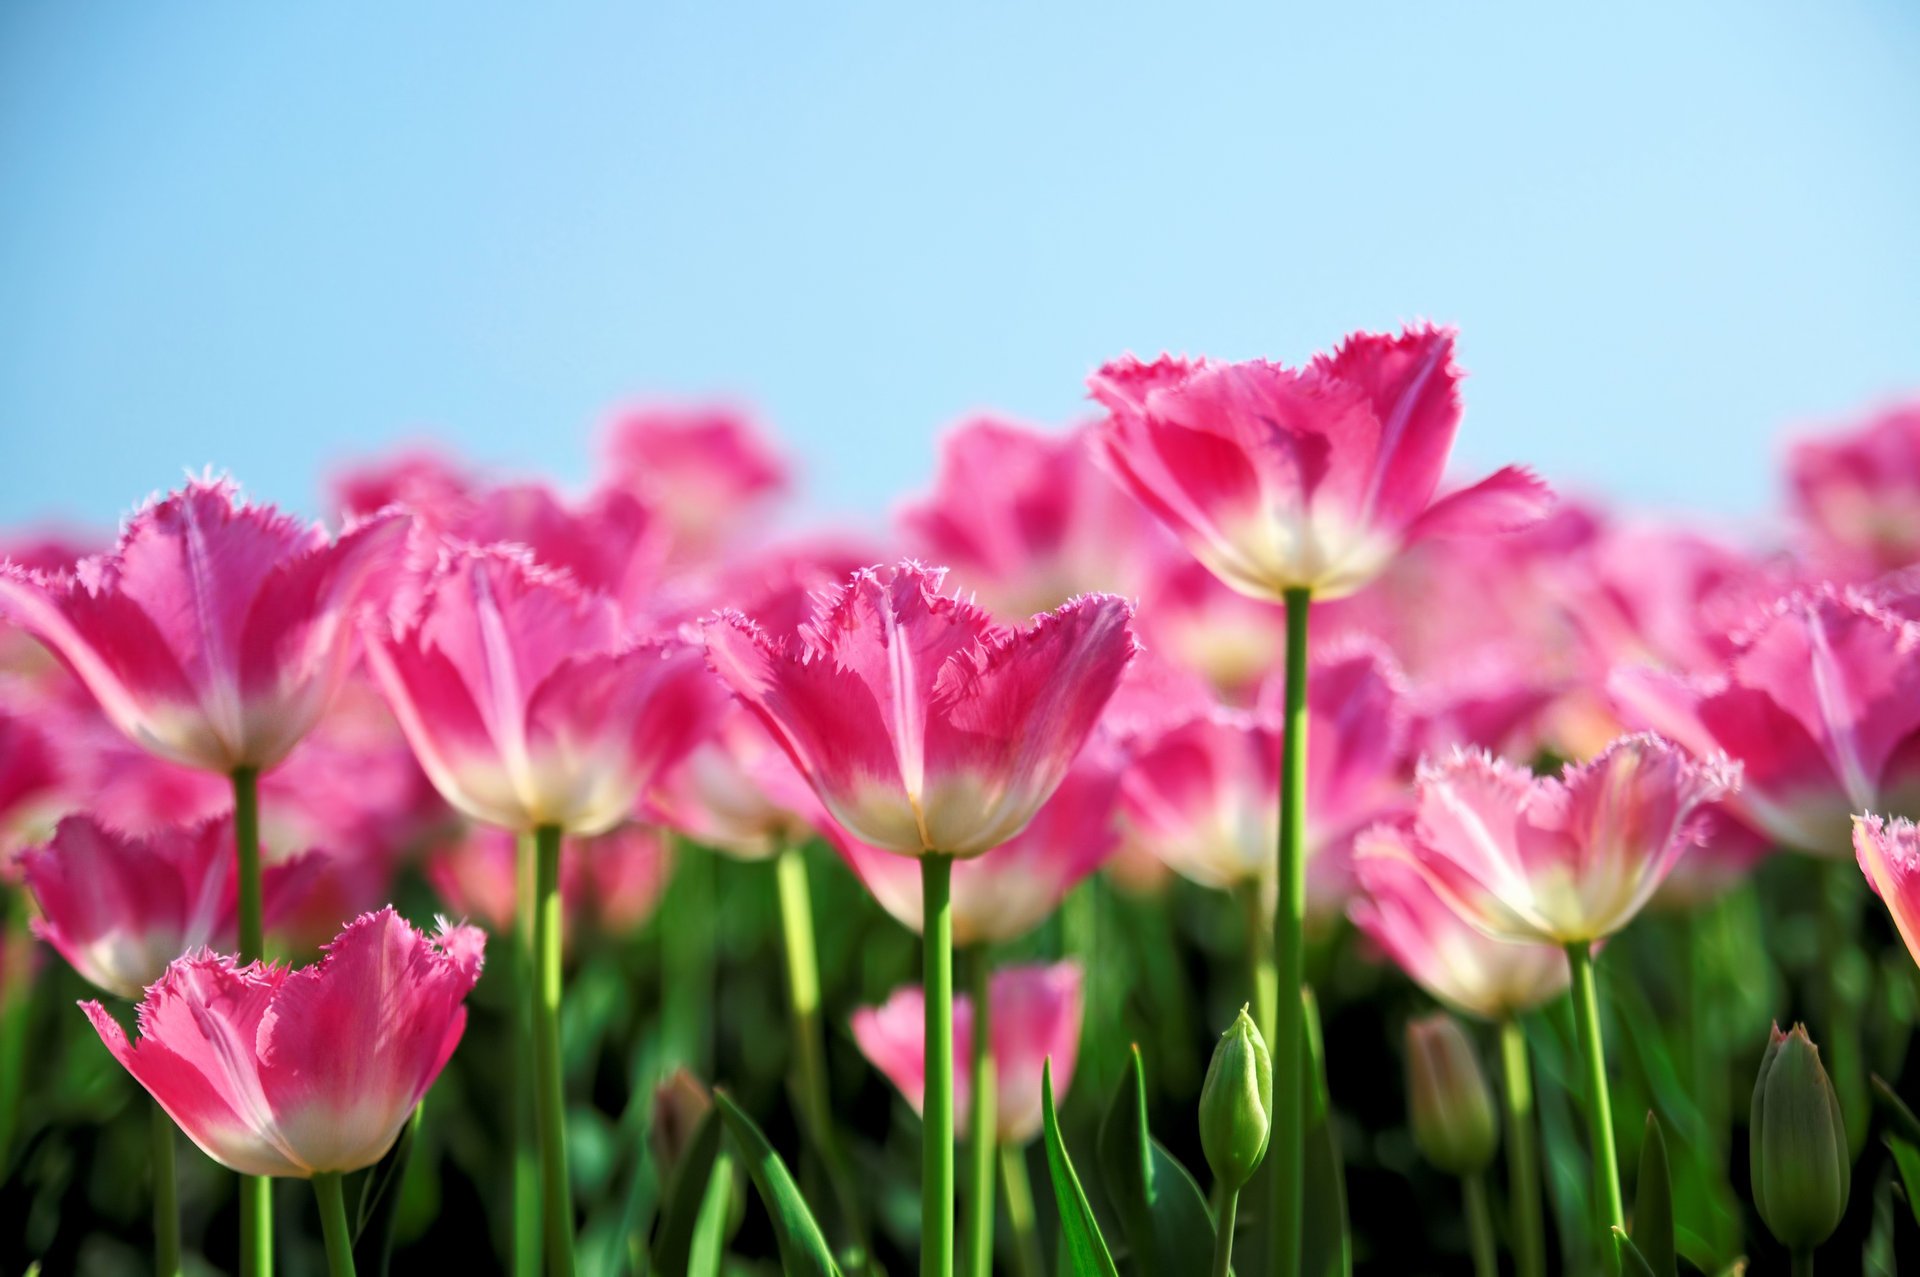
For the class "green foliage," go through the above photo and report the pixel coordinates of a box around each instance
[1042,1057,1120,1277]
[1096,1044,1214,1277]
[713,1090,841,1277]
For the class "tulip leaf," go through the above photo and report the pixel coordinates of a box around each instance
[1873,1074,1920,1148]
[713,1089,841,1277]
[1889,1135,1920,1228]
[1613,1226,1659,1277]
[353,1102,422,1277]
[648,1105,724,1276]
[1097,1044,1213,1276]
[1630,1111,1677,1277]
[1042,1056,1121,1277]
[1301,988,1351,1277]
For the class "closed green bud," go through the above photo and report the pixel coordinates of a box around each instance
[1751,1022,1850,1250]
[1405,1013,1498,1176]
[1200,1005,1272,1192]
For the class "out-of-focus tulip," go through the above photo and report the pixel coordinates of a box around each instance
[331,447,479,528]
[84,908,483,1177]
[1612,588,1920,856]
[1349,850,1569,1021]
[427,822,673,937]
[1134,553,1290,702]
[21,815,317,1000]
[1198,1005,1272,1192]
[0,688,67,859]
[1750,1023,1850,1251]
[1088,325,1551,602]
[365,544,717,835]
[851,961,1082,1145]
[648,702,828,861]
[830,755,1120,944]
[1787,400,1920,578]
[1405,1013,1498,1176]
[1359,736,1738,945]
[0,478,406,774]
[706,562,1136,858]
[650,1067,714,1179]
[1853,813,1920,969]
[598,403,788,560]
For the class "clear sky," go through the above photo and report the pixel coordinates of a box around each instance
[4,2,1917,536]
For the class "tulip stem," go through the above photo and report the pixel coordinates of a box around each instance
[1566,942,1623,1273]
[999,1145,1044,1277]
[0,888,33,1166]
[923,854,956,1277]
[1463,1173,1497,1277]
[513,832,541,1277]
[1498,1018,1546,1277]
[231,766,273,1277]
[532,824,577,1276]
[1211,1187,1240,1277]
[312,1172,357,1277]
[1791,1248,1814,1277]
[965,948,997,1277]
[151,1099,180,1277]
[1270,585,1311,1277]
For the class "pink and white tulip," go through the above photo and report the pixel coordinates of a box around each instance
[1787,400,1920,578]
[1089,325,1551,601]
[0,478,405,774]
[705,562,1137,858]
[83,908,483,1177]
[1359,736,1738,945]
[851,961,1083,1145]
[427,822,674,936]
[1855,813,1920,970]
[648,702,830,860]
[598,403,789,561]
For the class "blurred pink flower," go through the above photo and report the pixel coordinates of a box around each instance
[366,544,718,834]
[0,478,405,773]
[21,815,318,1000]
[1089,325,1551,601]
[331,447,479,529]
[1787,400,1920,578]
[1359,736,1737,945]
[648,701,827,860]
[427,822,673,937]
[84,908,483,1176]
[1855,813,1920,969]
[851,961,1082,1145]
[1134,552,1289,702]
[599,403,789,561]
[706,562,1136,857]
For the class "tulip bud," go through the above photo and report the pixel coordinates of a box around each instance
[1750,1023,1850,1250]
[1405,1013,1498,1176]
[1200,1005,1273,1192]
[650,1067,713,1179]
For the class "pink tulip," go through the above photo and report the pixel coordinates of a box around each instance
[897,417,1162,620]
[1611,588,1920,856]
[0,690,65,857]
[1360,736,1738,945]
[648,701,830,860]
[331,447,479,528]
[427,822,673,936]
[1088,325,1551,601]
[83,908,483,1177]
[1134,552,1290,702]
[1855,813,1920,969]
[1349,849,1569,1021]
[1787,400,1920,578]
[851,961,1082,1145]
[831,756,1121,944]
[0,478,406,774]
[21,816,318,1000]
[705,561,1137,858]
[365,543,718,834]
[598,403,789,560]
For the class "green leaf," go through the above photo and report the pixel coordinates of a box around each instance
[1888,1135,1920,1228]
[687,1150,735,1277]
[712,1090,841,1277]
[1613,1226,1659,1277]
[1300,988,1350,1277]
[1042,1056,1121,1277]
[1096,1044,1212,1276]
[1874,1074,1920,1148]
[1630,1111,1676,1277]
[353,1102,422,1277]
[648,1106,724,1276]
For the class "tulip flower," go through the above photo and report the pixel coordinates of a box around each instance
[1134,552,1291,703]
[598,402,789,562]
[21,815,318,1001]
[1200,1006,1273,1193]
[1853,813,1920,969]
[1750,1024,1850,1266]
[1405,1013,1501,1277]
[1786,399,1920,578]
[428,821,673,938]
[0,690,65,858]
[648,701,829,861]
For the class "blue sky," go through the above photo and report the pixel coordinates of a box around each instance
[4,3,1917,535]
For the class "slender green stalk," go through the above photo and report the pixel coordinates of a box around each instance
[513,833,541,1277]
[151,1099,180,1277]
[312,1172,357,1277]
[663,839,716,1073]
[532,824,577,1276]
[1498,1018,1546,1277]
[1236,880,1276,1047]
[922,854,956,1277]
[1463,1173,1497,1277]
[1211,1188,1241,1277]
[1792,1248,1814,1277]
[1269,586,1312,1277]
[231,767,272,1277]
[1818,860,1867,1153]
[0,888,33,1165]
[1566,943,1623,1273]
[1000,1144,1044,1277]
[965,948,997,1277]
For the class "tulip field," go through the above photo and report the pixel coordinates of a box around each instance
[8,324,1920,1276]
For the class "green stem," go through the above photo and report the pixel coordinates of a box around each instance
[1269,586,1311,1277]
[1566,942,1623,1273]
[1498,1019,1546,1277]
[965,948,997,1277]
[532,824,577,1276]
[312,1172,357,1277]
[0,888,33,1166]
[1818,860,1868,1154]
[513,833,541,1277]
[1237,881,1276,1048]
[923,854,956,1277]
[1463,1173,1497,1277]
[663,839,716,1073]
[231,767,272,1277]
[152,1099,181,1277]
[1000,1144,1044,1277]
[1211,1188,1241,1277]
[1792,1247,1814,1277]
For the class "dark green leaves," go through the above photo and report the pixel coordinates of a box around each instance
[1629,1111,1676,1277]
[713,1090,840,1277]
[648,1104,725,1276]
[1043,1055,1121,1277]
[1097,1044,1214,1276]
